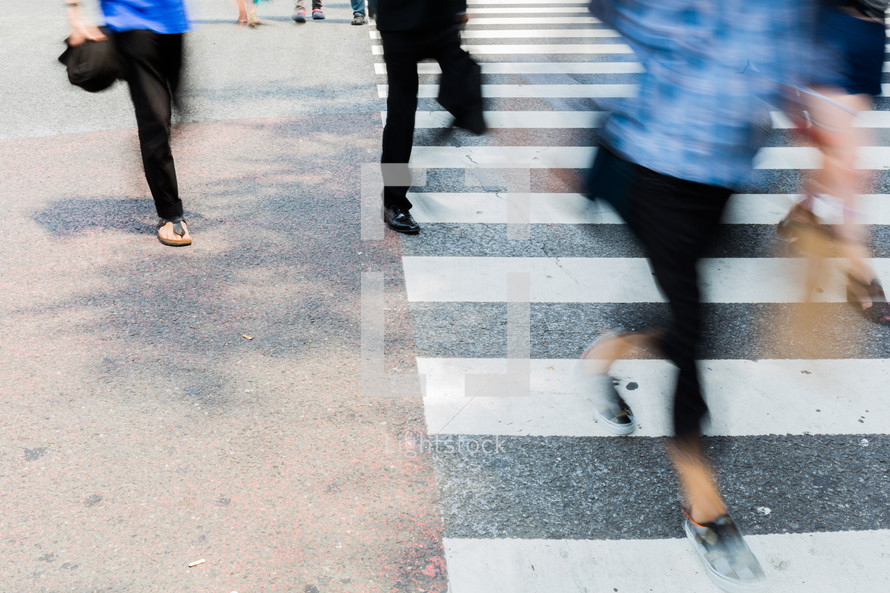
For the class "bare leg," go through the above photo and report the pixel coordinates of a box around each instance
[806,89,877,303]
[585,332,729,523]
[665,433,726,524]
[577,331,661,375]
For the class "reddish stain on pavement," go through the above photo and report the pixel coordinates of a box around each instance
[0,116,449,592]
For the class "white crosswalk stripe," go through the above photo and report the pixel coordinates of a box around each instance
[370,29,622,39]
[406,193,890,224]
[368,2,890,590]
[377,83,636,97]
[407,145,890,169]
[417,358,889,437]
[372,43,633,55]
[406,145,890,169]
[392,110,610,128]
[402,256,890,303]
[406,192,803,224]
[465,17,598,25]
[373,62,644,74]
[465,7,593,14]
[399,110,890,129]
[467,0,589,4]
[444,533,890,593]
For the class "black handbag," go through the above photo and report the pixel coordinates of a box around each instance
[437,42,487,135]
[58,28,123,93]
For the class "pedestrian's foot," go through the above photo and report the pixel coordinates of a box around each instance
[237,12,248,24]
[776,197,835,256]
[683,511,767,593]
[157,217,192,247]
[383,205,420,234]
[590,374,636,435]
[576,333,646,435]
[312,9,325,19]
[248,8,260,27]
[453,111,487,135]
[293,9,307,22]
[847,273,890,324]
[351,11,365,25]
[578,331,659,371]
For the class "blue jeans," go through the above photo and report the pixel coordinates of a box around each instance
[351,0,365,14]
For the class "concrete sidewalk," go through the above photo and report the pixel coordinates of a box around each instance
[1,2,445,592]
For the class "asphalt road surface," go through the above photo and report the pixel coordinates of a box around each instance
[2,1,889,592]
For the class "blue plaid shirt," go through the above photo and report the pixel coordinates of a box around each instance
[589,0,815,188]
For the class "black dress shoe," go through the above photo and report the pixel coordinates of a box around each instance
[453,110,487,136]
[383,205,420,234]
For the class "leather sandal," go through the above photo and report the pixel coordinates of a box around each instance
[847,274,890,325]
[157,217,192,247]
[777,197,840,257]
[248,7,260,27]
[777,198,836,239]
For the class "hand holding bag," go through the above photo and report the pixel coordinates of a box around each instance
[58,28,123,93]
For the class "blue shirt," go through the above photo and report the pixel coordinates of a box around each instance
[101,0,190,34]
[588,0,816,188]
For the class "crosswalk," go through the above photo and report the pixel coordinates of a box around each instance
[369,2,890,592]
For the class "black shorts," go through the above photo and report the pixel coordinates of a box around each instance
[813,9,885,96]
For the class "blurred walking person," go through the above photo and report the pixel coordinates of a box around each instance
[376,0,485,234]
[581,1,815,591]
[778,0,890,324]
[293,0,324,22]
[64,0,192,246]
[351,0,367,25]
[236,0,261,26]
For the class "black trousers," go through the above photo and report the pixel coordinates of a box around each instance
[380,26,467,210]
[113,29,184,220]
[588,147,732,438]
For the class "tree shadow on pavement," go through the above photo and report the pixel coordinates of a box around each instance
[5,114,445,592]
[33,197,156,237]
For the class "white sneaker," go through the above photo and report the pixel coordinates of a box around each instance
[576,337,637,435]
[592,374,636,435]
[684,513,768,593]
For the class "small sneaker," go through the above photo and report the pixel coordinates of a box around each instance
[591,375,636,435]
[576,337,636,435]
[351,12,365,25]
[292,9,306,22]
[684,512,767,593]
[312,9,325,19]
